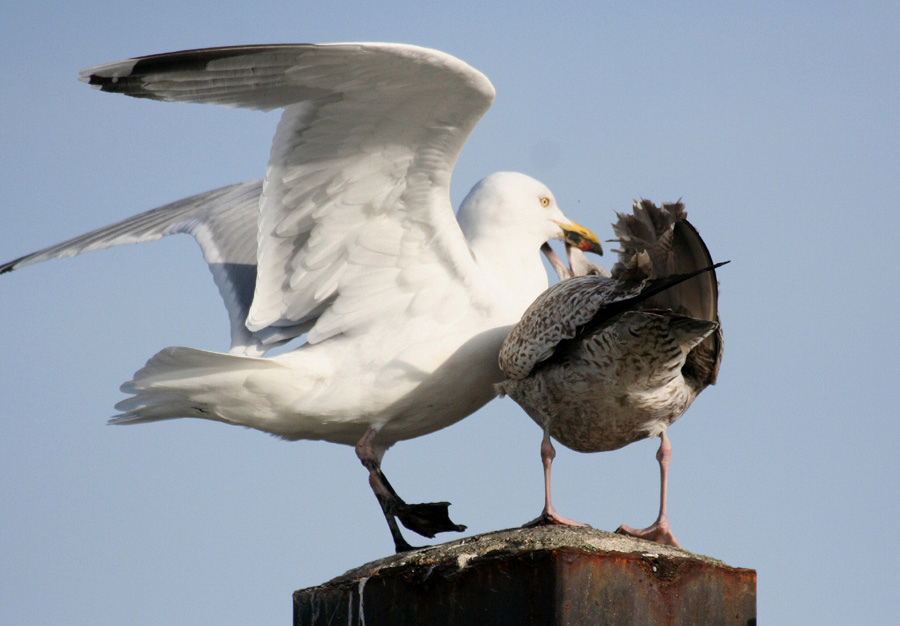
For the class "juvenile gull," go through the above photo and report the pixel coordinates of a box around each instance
[497,201,724,547]
[0,43,603,552]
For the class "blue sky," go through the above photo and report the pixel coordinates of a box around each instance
[2,2,898,624]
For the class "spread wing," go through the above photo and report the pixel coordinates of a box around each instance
[0,180,280,355]
[82,43,498,345]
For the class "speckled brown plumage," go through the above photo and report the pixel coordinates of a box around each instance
[497,200,725,546]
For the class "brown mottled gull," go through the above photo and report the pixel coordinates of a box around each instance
[497,201,724,547]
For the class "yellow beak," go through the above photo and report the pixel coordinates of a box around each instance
[557,221,603,256]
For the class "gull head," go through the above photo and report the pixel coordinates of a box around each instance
[457,172,603,307]
[457,172,602,256]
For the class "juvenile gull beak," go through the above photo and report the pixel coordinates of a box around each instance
[541,243,572,281]
[566,245,610,278]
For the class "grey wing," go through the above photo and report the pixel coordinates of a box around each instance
[669,219,723,388]
[0,180,293,356]
[610,199,723,387]
[610,200,714,319]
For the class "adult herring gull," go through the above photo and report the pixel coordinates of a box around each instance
[497,201,724,547]
[0,43,603,553]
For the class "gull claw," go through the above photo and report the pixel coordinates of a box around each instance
[616,521,681,548]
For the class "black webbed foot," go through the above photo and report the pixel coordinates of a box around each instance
[396,501,467,538]
[355,427,467,554]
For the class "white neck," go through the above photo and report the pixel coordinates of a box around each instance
[461,221,551,320]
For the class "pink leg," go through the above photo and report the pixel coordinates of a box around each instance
[616,431,681,548]
[524,429,590,527]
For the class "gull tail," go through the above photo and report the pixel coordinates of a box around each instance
[611,199,723,389]
[611,200,716,318]
[112,346,288,430]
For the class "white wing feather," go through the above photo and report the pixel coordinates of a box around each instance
[83,43,498,345]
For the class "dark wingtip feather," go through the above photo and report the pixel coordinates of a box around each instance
[1,255,26,275]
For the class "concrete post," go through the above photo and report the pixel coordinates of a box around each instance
[293,526,755,625]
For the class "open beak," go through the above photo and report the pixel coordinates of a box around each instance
[544,221,605,281]
[557,221,603,256]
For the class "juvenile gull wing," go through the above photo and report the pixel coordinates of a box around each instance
[498,263,726,382]
[82,44,498,344]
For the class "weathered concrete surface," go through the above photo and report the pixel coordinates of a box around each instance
[293,526,756,625]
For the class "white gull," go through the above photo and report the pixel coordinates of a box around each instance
[0,43,603,552]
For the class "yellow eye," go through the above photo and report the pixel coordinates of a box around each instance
[539,196,551,208]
